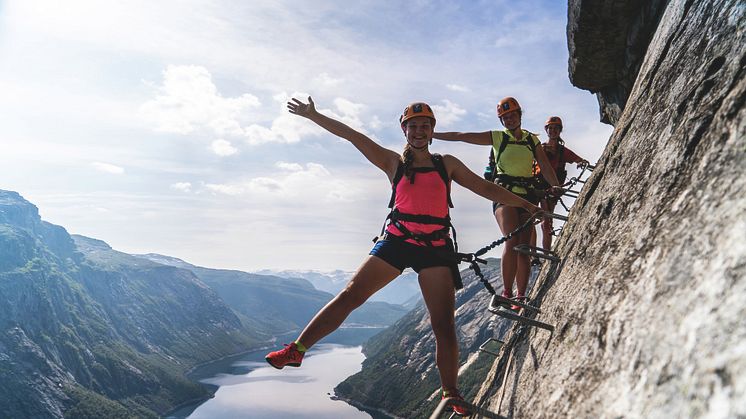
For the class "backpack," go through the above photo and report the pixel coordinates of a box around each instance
[484,130,538,181]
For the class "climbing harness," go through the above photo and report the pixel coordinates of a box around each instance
[376,154,455,248]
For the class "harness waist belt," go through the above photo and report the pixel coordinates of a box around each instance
[389,211,452,226]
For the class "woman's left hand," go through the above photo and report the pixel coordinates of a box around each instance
[287,96,317,119]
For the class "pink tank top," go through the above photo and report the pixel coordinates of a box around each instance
[385,170,450,246]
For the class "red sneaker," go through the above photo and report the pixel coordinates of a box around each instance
[511,295,528,312]
[495,290,513,309]
[442,389,472,416]
[265,343,304,369]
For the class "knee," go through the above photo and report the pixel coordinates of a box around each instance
[336,286,368,309]
[504,236,521,251]
[430,316,456,338]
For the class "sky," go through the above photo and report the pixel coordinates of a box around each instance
[0,0,614,271]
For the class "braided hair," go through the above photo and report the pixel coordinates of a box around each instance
[401,143,416,182]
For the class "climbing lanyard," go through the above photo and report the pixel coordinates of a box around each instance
[457,215,539,296]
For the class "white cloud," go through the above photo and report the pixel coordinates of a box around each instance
[241,92,324,145]
[140,65,260,135]
[369,115,383,130]
[432,100,467,127]
[205,183,246,196]
[91,162,125,174]
[275,162,303,171]
[446,84,469,92]
[204,162,356,203]
[171,182,192,192]
[241,93,374,146]
[210,139,238,156]
[314,72,343,87]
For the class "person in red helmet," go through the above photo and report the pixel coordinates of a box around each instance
[533,116,589,251]
[265,96,541,416]
[433,97,561,311]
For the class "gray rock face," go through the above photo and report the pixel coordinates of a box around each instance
[568,0,669,124]
[476,1,745,418]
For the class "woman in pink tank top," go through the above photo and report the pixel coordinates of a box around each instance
[264,96,540,416]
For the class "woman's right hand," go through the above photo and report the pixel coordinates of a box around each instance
[287,96,317,119]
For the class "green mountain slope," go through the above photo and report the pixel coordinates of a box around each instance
[0,190,258,418]
[138,254,410,332]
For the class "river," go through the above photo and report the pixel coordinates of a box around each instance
[167,329,391,419]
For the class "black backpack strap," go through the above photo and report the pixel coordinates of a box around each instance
[493,131,510,165]
[387,161,406,208]
[431,154,453,208]
[525,131,539,157]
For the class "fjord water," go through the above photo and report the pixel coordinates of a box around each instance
[173,345,370,418]
[169,329,388,419]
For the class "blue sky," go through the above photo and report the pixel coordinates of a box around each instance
[0,0,613,271]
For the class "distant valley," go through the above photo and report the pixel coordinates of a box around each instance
[0,190,408,418]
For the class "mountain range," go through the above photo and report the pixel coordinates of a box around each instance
[0,189,406,418]
[254,268,422,306]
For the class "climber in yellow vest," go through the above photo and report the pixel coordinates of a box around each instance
[433,97,561,310]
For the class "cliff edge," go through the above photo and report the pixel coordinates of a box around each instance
[474,1,745,418]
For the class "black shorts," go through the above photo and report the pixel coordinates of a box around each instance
[369,237,463,289]
[492,189,541,213]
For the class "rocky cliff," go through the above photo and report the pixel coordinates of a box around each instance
[472,1,745,418]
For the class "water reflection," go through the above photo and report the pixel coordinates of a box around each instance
[171,344,375,419]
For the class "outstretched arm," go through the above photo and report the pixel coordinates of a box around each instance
[432,131,493,146]
[564,147,590,166]
[444,155,541,215]
[288,96,400,177]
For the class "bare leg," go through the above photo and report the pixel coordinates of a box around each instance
[514,211,533,297]
[418,266,458,392]
[296,256,400,348]
[541,198,557,250]
[529,222,537,248]
[494,206,521,296]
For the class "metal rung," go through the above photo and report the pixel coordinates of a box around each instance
[488,306,555,331]
[545,212,568,221]
[563,189,581,198]
[513,244,561,262]
[429,397,508,419]
[489,294,540,313]
[478,338,504,357]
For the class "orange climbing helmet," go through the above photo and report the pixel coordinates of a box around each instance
[545,116,563,128]
[400,102,436,125]
[497,97,521,117]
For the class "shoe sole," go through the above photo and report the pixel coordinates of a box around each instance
[265,358,301,369]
